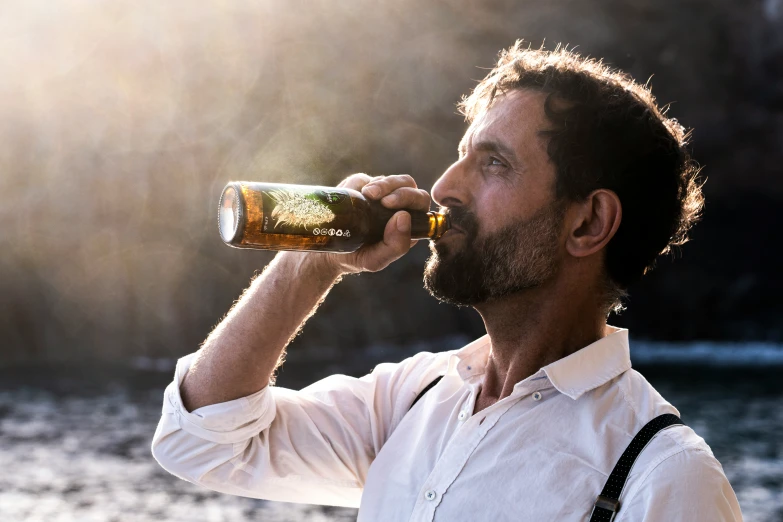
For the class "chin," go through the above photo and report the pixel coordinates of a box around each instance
[423,252,477,307]
[430,239,456,260]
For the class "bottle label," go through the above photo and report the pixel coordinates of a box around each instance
[261,186,354,237]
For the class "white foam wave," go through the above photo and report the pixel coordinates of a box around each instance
[631,341,783,366]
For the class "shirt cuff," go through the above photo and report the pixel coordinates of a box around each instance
[162,352,277,444]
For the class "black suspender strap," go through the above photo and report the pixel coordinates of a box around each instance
[589,413,684,522]
[409,375,443,411]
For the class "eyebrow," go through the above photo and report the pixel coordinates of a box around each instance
[459,138,521,167]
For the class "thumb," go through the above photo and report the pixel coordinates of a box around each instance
[357,211,412,272]
[386,211,412,252]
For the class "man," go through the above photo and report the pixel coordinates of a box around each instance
[152,42,742,520]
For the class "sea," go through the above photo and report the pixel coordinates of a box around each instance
[1,341,781,522]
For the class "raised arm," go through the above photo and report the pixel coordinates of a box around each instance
[180,173,432,411]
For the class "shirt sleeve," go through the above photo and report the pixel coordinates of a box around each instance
[618,442,743,522]
[150,350,441,508]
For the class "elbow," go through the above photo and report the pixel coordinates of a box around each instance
[151,427,192,482]
[150,420,207,483]
[149,380,276,485]
[150,416,248,485]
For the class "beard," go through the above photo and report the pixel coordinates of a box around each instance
[423,201,566,306]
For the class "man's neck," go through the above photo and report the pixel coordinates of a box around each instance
[472,276,608,407]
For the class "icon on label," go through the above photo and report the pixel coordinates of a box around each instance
[312,228,321,235]
[336,230,343,236]
[328,229,335,236]
[344,230,351,237]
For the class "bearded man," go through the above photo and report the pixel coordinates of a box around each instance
[152,43,742,520]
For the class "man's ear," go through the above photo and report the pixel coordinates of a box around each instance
[565,189,622,258]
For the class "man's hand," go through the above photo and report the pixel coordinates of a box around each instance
[324,173,432,274]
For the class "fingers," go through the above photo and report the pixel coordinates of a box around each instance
[361,174,416,199]
[337,173,373,190]
[361,174,431,212]
[337,173,431,212]
[380,187,432,212]
[333,174,428,273]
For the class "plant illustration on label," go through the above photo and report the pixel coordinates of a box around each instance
[269,189,335,230]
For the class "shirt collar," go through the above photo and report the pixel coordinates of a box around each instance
[542,326,631,399]
[447,326,631,400]
[447,336,491,380]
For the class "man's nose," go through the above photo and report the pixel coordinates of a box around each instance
[431,159,470,208]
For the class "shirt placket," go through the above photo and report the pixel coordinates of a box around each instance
[408,380,553,522]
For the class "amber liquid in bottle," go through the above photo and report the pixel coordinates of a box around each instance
[218,182,449,253]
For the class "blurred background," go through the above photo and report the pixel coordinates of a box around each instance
[0,0,781,520]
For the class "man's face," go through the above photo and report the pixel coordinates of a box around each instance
[424,89,565,306]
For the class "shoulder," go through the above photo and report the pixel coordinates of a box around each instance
[367,335,480,394]
[605,370,743,521]
[608,369,716,480]
[618,426,742,521]
[367,346,452,388]
[357,343,457,427]
[611,368,680,420]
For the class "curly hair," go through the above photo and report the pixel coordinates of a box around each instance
[459,41,705,301]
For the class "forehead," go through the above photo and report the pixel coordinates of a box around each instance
[459,89,550,153]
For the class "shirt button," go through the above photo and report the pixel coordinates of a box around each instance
[532,391,542,401]
[425,490,437,501]
[458,411,467,421]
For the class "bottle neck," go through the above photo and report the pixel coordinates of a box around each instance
[367,201,450,242]
[410,211,449,240]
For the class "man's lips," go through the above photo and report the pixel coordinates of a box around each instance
[439,208,471,237]
[437,226,465,241]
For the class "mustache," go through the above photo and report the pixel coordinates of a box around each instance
[440,206,479,237]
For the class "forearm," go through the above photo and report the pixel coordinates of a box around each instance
[178,173,430,412]
[180,251,343,411]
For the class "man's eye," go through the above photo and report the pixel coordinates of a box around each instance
[488,157,504,166]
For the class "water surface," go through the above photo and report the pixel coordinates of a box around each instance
[0,349,780,521]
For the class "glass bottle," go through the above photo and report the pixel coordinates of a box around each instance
[218,182,449,252]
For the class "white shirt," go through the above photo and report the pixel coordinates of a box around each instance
[152,328,743,521]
